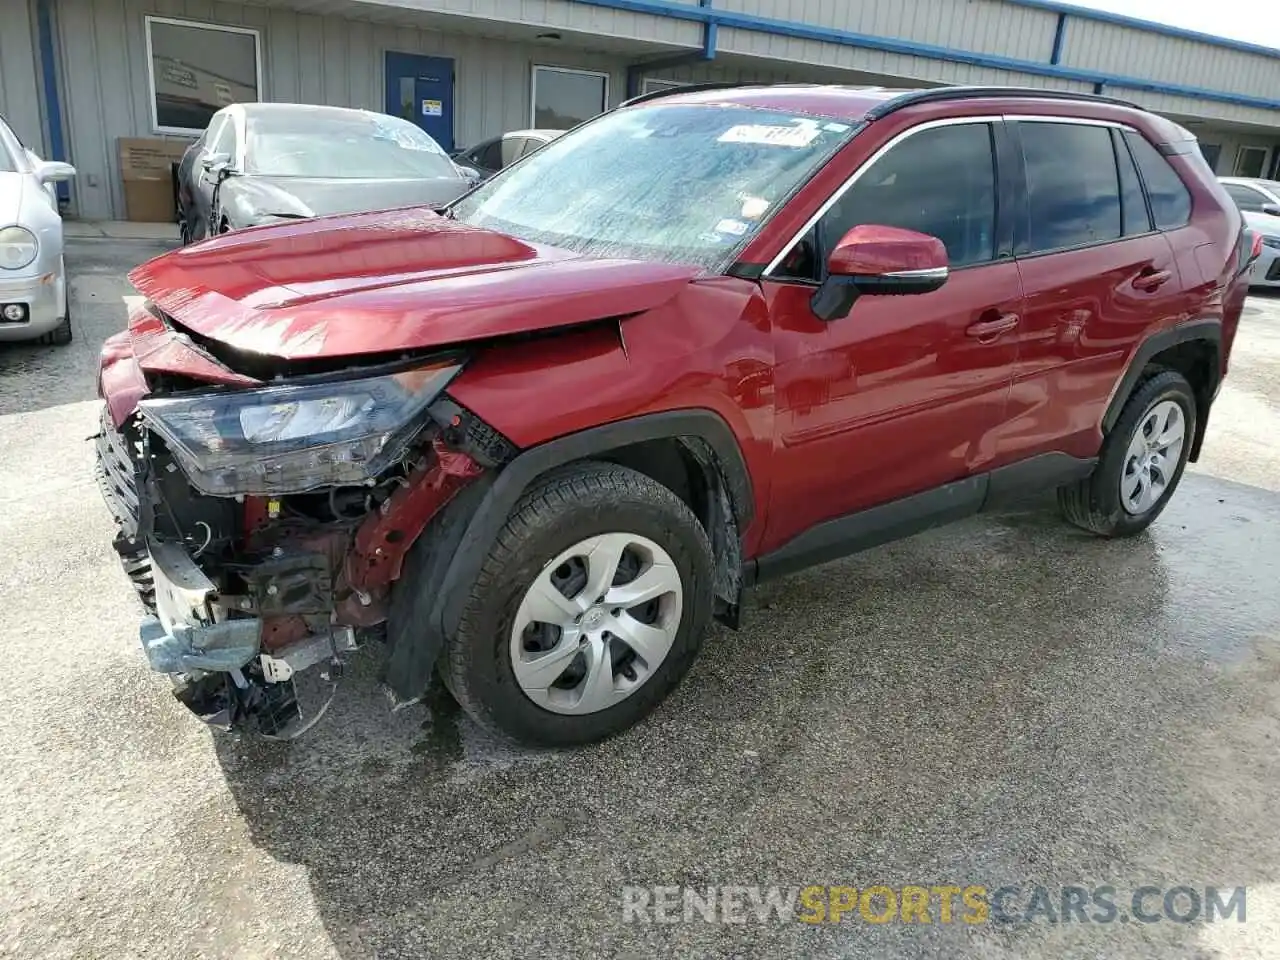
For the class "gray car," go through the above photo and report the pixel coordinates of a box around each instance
[0,113,76,344]
[177,103,475,243]
[1219,176,1280,288]
[452,129,565,181]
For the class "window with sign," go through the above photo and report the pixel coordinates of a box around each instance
[145,17,261,133]
[532,66,609,130]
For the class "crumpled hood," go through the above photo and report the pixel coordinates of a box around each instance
[128,207,702,361]
[222,174,470,220]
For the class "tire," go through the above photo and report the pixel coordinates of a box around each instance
[39,313,72,346]
[439,460,715,747]
[1058,369,1196,537]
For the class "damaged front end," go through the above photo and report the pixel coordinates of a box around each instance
[95,321,511,738]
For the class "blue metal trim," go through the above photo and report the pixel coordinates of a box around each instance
[35,0,69,202]
[1001,0,1280,63]
[700,0,716,60]
[1049,12,1066,65]
[569,0,1280,112]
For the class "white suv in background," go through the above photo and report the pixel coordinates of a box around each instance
[1219,176,1280,289]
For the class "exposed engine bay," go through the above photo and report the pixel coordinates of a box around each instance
[95,331,516,738]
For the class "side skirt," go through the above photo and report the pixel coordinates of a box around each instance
[744,452,1096,586]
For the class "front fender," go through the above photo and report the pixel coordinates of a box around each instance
[219,177,313,229]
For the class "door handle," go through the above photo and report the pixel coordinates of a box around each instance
[1133,268,1172,292]
[965,312,1020,341]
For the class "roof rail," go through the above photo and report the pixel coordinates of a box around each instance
[864,85,1142,120]
[618,81,770,109]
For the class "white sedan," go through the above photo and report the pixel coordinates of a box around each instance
[0,114,75,344]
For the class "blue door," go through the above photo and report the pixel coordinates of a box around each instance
[384,52,455,152]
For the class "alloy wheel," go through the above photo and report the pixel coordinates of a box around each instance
[1120,398,1186,515]
[508,532,683,715]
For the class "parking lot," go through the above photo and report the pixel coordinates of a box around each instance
[1,237,1279,959]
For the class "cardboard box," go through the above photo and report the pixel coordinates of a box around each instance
[118,137,192,222]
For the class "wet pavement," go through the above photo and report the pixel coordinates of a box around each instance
[1,239,1279,960]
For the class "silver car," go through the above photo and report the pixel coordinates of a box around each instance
[0,114,76,344]
[1219,176,1280,289]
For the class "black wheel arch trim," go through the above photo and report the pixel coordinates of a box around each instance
[1102,318,1222,439]
[383,408,754,701]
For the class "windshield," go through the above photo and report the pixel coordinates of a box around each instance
[451,104,857,269]
[0,117,20,173]
[246,112,458,179]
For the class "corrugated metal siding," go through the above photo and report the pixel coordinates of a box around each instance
[56,0,635,218]
[716,0,1058,61]
[1109,85,1280,131]
[0,0,48,154]
[716,26,1093,94]
[1062,19,1280,102]
[1191,126,1280,175]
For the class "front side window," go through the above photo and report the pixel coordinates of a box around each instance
[815,122,997,270]
[452,104,857,270]
[532,67,608,130]
[145,17,260,133]
[500,137,528,168]
[210,116,236,158]
[1124,131,1192,229]
[245,111,457,179]
[1020,122,1121,254]
[470,139,503,170]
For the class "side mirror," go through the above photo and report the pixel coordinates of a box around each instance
[454,164,481,183]
[811,224,949,322]
[36,160,76,183]
[1262,203,1280,217]
[201,152,232,178]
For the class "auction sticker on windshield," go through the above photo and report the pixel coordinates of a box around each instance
[718,121,821,147]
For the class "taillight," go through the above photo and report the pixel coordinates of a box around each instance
[1252,231,1264,259]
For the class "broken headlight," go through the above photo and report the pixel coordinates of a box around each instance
[137,362,461,496]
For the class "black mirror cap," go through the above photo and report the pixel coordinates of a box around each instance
[809,269,949,322]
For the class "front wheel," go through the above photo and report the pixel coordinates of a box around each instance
[439,461,715,747]
[1058,369,1196,537]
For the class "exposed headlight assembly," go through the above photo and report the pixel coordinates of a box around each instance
[0,226,38,270]
[138,362,461,496]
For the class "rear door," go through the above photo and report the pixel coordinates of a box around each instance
[998,118,1185,465]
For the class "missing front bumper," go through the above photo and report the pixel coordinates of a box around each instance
[138,537,357,736]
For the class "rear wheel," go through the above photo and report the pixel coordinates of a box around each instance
[439,461,714,747]
[1058,369,1195,536]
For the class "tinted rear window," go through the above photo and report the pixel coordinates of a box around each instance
[1020,122,1121,253]
[1124,131,1193,229]
[1114,129,1152,235]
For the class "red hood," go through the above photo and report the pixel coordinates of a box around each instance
[128,207,702,361]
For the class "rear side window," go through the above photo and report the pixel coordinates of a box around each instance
[1113,129,1152,235]
[816,122,997,269]
[1124,131,1193,229]
[1020,122,1121,253]
[1222,182,1268,213]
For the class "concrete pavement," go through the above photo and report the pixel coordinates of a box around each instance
[0,239,1278,960]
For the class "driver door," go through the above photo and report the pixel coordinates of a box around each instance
[758,118,1023,562]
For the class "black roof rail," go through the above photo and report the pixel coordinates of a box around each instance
[864,85,1142,120]
[618,81,768,109]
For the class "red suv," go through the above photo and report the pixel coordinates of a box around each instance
[96,85,1252,745]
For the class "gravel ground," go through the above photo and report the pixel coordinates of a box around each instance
[1,239,1278,960]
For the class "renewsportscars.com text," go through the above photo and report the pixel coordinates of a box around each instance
[621,884,1247,925]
